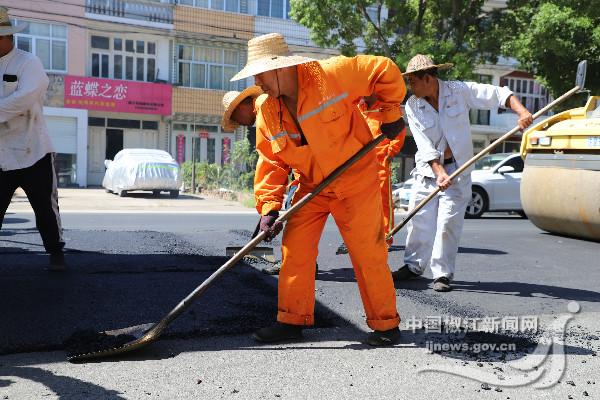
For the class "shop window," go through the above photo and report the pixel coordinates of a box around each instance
[89,117,106,126]
[14,19,67,72]
[107,119,141,129]
[207,138,216,164]
[142,121,159,130]
[54,153,77,187]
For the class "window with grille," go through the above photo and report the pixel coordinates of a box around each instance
[13,19,67,72]
[178,0,242,13]
[177,44,239,90]
[469,74,492,125]
[90,35,157,82]
[501,76,550,114]
[257,0,291,18]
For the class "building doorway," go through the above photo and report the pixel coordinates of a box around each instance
[106,129,124,160]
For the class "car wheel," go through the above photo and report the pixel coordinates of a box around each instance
[169,190,179,198]
[152,190,161,197]
[466,187,487,219]
[118,190,128,197]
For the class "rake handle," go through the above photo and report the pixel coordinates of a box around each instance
[386,85,582,240]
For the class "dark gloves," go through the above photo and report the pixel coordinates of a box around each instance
[259,211,284,242]
[380,117,406,140]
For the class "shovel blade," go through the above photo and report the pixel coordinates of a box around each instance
[67,322,155,362]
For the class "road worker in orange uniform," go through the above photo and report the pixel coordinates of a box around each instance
[230,33,407,346]
[337,95,406,254]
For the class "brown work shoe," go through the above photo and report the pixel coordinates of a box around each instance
[48,252,68,271]
[433,276,452,292]
[391,265,420,281]
[253,322,303,343]
[366,327,401,346]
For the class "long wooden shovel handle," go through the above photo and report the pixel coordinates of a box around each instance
[150,133,387,333]
[386,85,582,240]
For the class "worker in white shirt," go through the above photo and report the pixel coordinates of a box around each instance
[0,7,66,271]
[393,54,533,292]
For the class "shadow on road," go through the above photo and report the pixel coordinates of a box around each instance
[387,245,507,255]
[0,366,126,399]
[452,280,600,303]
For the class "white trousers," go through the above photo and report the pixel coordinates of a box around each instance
[403,163,471,281]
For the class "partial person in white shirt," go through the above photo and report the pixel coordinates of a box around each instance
[392,54,533,292]
[0,7,66,271]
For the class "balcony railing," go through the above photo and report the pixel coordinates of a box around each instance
[86,0,173,24]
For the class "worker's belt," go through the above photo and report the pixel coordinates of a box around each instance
[443,156,456,165]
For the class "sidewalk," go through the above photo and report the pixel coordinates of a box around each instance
[7,188,254,214]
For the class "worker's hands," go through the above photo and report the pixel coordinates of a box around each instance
[259,211,284,242]
[436,172,452,191]
[517,109,534,131]
[380,117,406,140]
[507,95,534,131]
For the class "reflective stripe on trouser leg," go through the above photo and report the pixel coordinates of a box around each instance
[331,183,400,331]
[377,160,394,245]
[277,191,329,326]
[429,165,471,281]
[403,175,439,275]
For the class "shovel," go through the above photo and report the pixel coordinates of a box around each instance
[68,132,388,362]
[386,61,588,240]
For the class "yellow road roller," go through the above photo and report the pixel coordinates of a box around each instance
[520,95,600,241]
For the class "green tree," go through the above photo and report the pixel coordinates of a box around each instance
[289,0,504,80]
[496,0,600,98]
[229,138,258,191]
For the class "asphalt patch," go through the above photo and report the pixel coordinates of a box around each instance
[0,229,346,355]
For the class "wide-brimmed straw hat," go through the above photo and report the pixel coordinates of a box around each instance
[221,85,263,131]
[230,33,315,82]
[0,7,27,36]
[402,54,453,76]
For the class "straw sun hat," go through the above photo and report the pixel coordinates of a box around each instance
[230,33,315,82]
[221,85,263,131]
[402,54,453,76]
[0,7,27,36]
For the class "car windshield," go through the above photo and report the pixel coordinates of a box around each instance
[474,154,510,170]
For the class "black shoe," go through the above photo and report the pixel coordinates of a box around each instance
[391,265,419,281]
[48,252,68,271]
[253,322,303,343]
[433,276,452,292]
[366,327,401,346]
[335,242,348,255]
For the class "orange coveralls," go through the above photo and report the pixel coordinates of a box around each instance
[357,99,406,244]
[254,55,406,331]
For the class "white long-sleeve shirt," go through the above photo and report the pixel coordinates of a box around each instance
[406,79,513,178]
[0,47,53,171]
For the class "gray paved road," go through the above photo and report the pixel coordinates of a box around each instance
[1,211,599,399]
